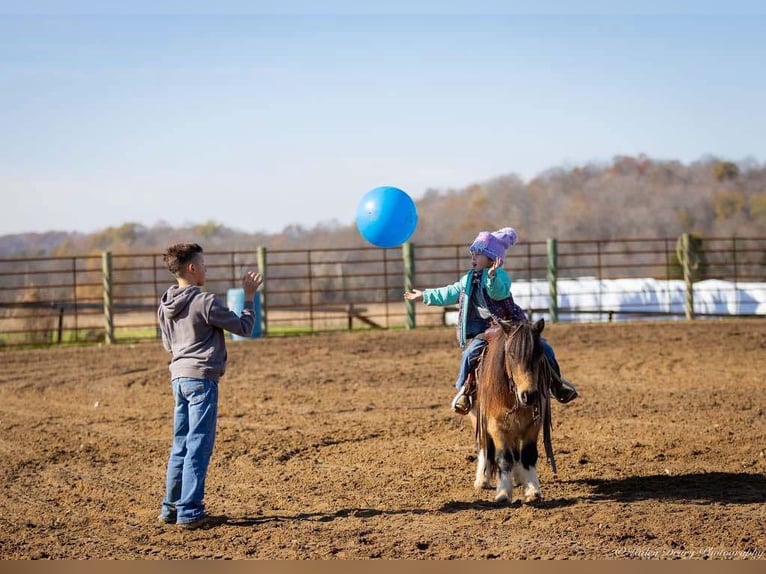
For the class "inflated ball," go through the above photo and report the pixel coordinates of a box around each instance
[355,186,418,248]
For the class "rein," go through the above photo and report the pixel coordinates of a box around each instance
[538,356,558,475]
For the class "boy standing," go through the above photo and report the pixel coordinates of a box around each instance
[157,243,263,529]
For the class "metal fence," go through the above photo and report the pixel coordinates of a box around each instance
[1,235,764,346]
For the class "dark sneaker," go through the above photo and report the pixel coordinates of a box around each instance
[157,514,175,524]
[178,514,215,530]
[553,379,578,404]
[451,388,471,415]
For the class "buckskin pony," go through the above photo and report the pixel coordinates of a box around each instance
[469,318,557,504]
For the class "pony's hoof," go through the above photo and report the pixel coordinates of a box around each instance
[524,491,541,503]
[494,491,511,504]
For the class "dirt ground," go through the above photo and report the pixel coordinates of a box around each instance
[0,320,764,560]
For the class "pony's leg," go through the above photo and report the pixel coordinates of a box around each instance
[510,451,524,487]
[474,448,492,490]
[471,413,492,490]
[494,447,514,503]
[522,466,541,502]
[519,441,542,502]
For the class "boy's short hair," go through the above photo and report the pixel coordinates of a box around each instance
[163,243,203,276]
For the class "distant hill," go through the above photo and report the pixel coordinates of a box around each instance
[1,155,764,257]
[0,231,83,258]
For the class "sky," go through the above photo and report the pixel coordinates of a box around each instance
[1,1,765,236]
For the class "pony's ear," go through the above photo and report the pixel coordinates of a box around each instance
[533,318,545,335]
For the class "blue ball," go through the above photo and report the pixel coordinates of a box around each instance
[356,186,418,248]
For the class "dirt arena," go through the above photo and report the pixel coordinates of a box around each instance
[1,320,764,560]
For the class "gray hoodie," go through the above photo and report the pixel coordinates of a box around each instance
[158,285,255,381]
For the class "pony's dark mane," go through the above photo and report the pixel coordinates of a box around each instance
[503,321,542,372]
[481,325,511,394]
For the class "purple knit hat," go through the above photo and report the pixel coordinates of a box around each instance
[469,227,518,265]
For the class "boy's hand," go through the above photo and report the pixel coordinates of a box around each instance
[243,271,263,297]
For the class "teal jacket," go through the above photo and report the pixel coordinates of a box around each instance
[422,268,513,347]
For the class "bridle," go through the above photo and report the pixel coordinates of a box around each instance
[501,321,544,421]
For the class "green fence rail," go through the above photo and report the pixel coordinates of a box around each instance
[0,235,764,346]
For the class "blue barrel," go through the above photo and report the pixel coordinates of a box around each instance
[226,288,262,340]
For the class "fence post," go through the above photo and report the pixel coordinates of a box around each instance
[679,233,695,320]
[402,242,415,329]
[547,238,558,323]
[102,251,114,344]
[257,246,268,335]
[57,306,64,344]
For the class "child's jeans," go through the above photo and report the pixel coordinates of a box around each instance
[455,335,561,389]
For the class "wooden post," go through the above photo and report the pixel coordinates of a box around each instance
[402,242,415,329]
[257,246,268,336]
[57,306,64,344]
[680,233,695,320]
[547,238,559,323]
[102,251,114,344]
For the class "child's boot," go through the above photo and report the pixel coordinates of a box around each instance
[451,386,472,415]
[550,375,578,404]
[450,372,476,415]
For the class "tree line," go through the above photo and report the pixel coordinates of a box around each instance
[2,155,764,258]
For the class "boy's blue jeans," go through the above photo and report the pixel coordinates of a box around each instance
[455,336,561,389]
[160,377,218,524]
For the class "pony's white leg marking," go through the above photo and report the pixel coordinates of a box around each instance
[522,465,541,501]
[474,449,492,490]
[495,471,513,503]
[511,462,524,487]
